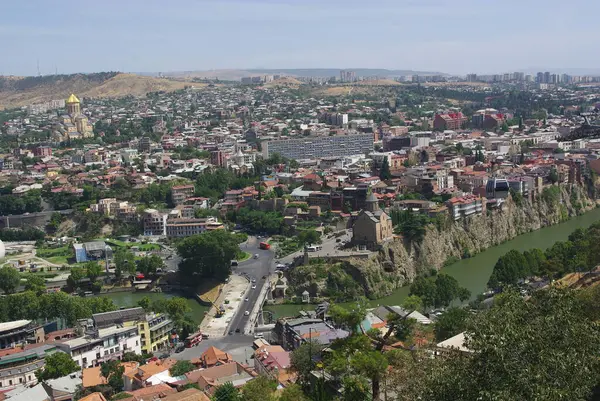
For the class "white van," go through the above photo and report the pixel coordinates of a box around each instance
[306,245,322,252]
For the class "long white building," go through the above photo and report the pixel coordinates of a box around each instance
[262,132,373,160]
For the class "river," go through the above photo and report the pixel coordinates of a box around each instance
[265,207,600,319]
[99,292,209,323]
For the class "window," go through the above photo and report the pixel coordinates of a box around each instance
[19,378,23,383]
[136,340,139,346]
[104,350,108,356]
[28,376,31,381]
[9,380,12,386]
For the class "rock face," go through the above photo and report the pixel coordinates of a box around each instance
[348,184,596,299]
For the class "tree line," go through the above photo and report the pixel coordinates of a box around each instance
[488,223,600,289]
[0,189,42,216]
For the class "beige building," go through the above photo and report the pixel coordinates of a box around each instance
[352,192,393,249]
[143,209,167,236]
[171,185,195,206]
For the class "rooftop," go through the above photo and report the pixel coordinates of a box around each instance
[0,320,31,333]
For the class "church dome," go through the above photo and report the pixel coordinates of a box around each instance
[66,94,80,104]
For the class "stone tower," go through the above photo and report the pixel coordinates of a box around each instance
[66,93,81,116]
[365,191,379,213]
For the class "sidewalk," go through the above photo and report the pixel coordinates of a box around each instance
[199,275,249,338]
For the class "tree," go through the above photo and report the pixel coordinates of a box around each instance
[67,266,85,290]
[113,248,136,279]
[434,307,469,342]
[137,255,163,276]
[409,276,437,310]
[411,288,600,401]
[138,296,152,312]
[0,266,21,294]
[279,383,309,401]
[177,230,241,282]
[85,262,103,282]
[330,300,367,335]
[390,209,430,244]
[297,229,321,246]
[487,249,529,289]
[410,274,470,310]
[548,167,559,184]
[165,297,191,321]
[169,360,195,377]
[342,376,372,401]
[379,157,391,180]
[24,274,46,295]
[121,352,146,364]
[36,352,79,381]
[290,341,325,386]
[240,375,277,401]
[212,382,241,401]
[401,295,424,313]
[101,359,125,395]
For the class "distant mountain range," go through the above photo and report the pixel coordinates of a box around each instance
[0,73,198,110]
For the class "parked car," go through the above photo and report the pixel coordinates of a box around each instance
[244,311,250,316]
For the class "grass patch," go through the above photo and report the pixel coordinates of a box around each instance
[273,238,302,258]
[37,246,71,258]
[102,239,160,251]
[237,251,251,262]
[45,256,70,265]
[137,243,160,251]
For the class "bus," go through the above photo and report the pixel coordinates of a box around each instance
[259,242,271,250]
[185,331,203,348]
[306,245,322,252]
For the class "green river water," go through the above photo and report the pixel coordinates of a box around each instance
[265,207,600,319]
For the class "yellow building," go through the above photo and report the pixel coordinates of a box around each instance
[96,307,173,354]
[137,313,174,354]
[52,93,94,142]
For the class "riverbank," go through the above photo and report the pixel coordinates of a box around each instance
[99,292,209,323]
[265,204,600,319]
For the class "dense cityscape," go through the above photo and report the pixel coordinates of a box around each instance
[1,64,600,401]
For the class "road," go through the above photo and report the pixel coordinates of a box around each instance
[278,229,355,264]
[171,335,255,363]
[227,236,274,336]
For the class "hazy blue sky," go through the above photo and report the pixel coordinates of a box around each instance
[2,0,598,76]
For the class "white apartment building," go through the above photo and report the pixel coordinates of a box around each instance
[262,133,373,160]
[121,148,139,164]
[54,325,141,369]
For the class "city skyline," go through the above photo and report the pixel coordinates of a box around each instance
[2,0,600,77]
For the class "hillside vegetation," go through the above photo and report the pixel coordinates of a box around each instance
[0,72,201,109]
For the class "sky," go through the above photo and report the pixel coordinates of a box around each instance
[2,0,599,76]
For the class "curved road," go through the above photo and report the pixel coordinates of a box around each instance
[227,237,274,335]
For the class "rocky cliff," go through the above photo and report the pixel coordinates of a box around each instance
[348,184,597,299]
